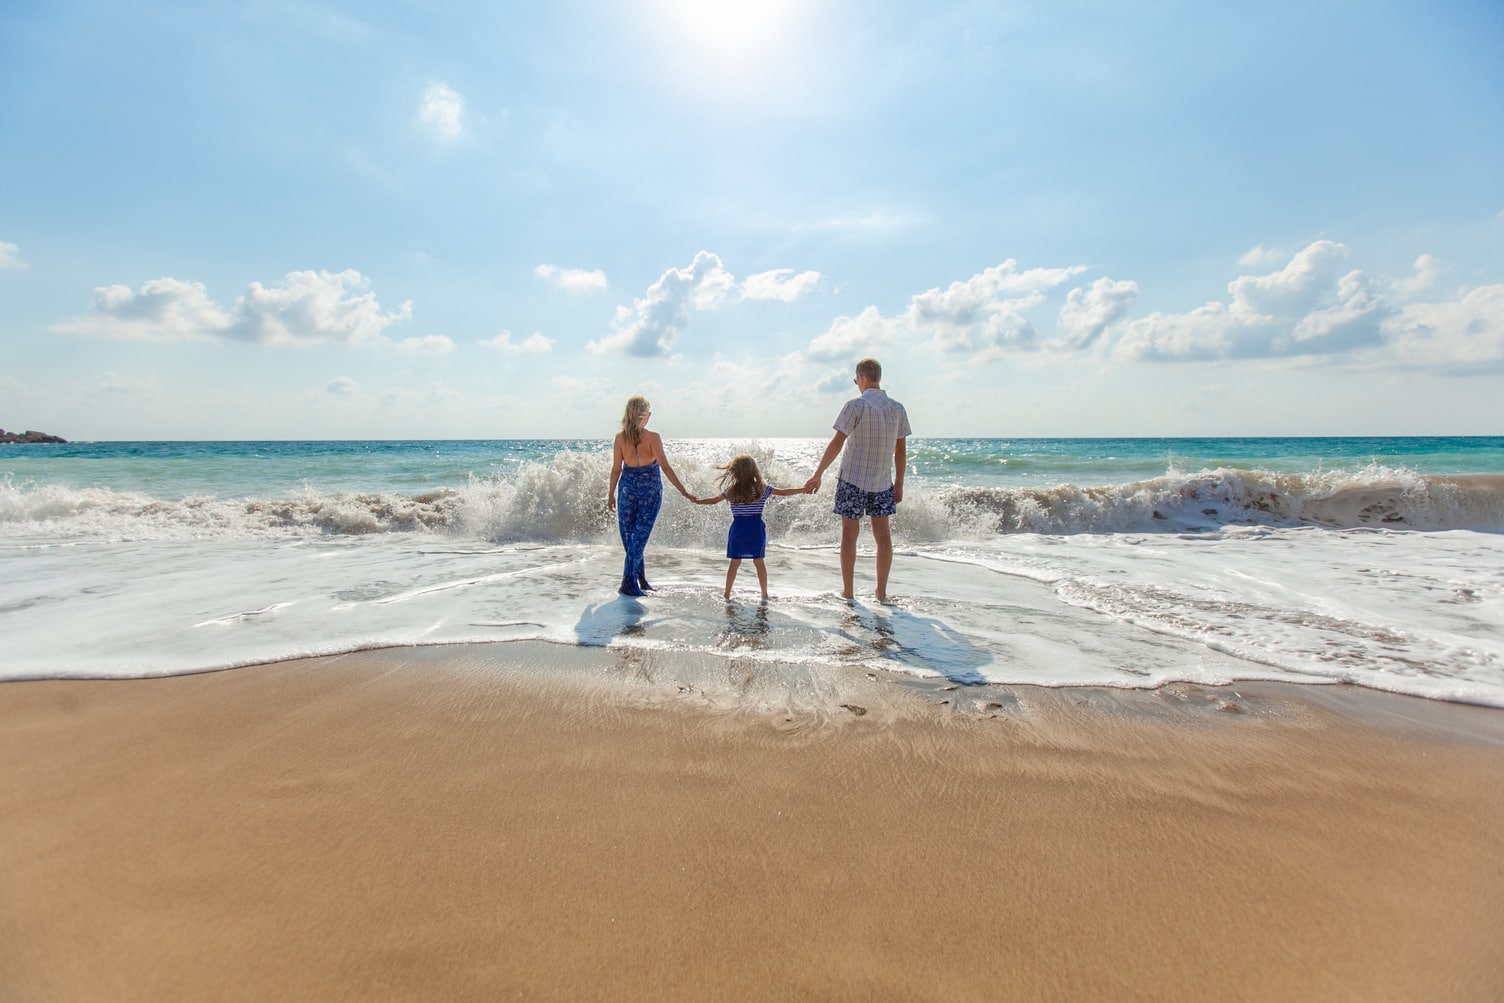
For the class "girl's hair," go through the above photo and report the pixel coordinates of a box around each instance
[620,396,650,446]
[716,454,765,505]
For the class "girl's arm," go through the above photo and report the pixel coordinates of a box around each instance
[606,435,624,511]
[769,486,805,497]
[691,494,724,505]
[649,433,693,498]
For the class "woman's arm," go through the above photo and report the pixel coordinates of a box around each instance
[649,433,692,498]
[607,435,624,511]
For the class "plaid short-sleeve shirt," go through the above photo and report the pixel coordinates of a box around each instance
[834,389,911,492]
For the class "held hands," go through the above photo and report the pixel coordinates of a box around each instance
[803,476,821,494]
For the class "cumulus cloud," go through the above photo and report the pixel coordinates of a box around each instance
[534,264,608,293]
[0,240,26,269]
[906,259,1086,354]
[396,334,454,355]
[815,368,857,393]
[1115,242,1390,361]
[1237,244,1286,269]
[1385,284,1504,369]
[326,376,359,395]
[1056,277,1139,350]
[742,268,822,302]
[804,306,897,362]
[1389,254,1444,299]
[418,82,464,140]
[54,270,412,346]
[588,250,734,357]
[480,330,553,353]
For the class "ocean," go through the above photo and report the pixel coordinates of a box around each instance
[3,437,1502,706]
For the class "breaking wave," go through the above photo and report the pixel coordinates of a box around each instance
[3,454,1501,545]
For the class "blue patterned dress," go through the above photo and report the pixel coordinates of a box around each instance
[616,461,661,595]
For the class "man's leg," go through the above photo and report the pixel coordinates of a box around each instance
[871,515,893,601]
[839,517,860,599]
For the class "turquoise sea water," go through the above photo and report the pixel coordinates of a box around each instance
[7,436,1503,499]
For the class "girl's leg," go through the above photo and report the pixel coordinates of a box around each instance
[752,558,768,601]
[724,559,740,598]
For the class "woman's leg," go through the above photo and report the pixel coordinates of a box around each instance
[619,472,661,593]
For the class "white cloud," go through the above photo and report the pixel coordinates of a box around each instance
[1389,254,1444,299]
[396,334,455,354]
[907,259,1086,354]
[54,277,232,342]
[804,306,896,362]
[54,270,412,346]
[0,240,25,269]
[588,250,734,357]
[1237,244,1286,270]
[1115,242,1389,361]
[742,268,822,302]
[1226,240,1348,317]
[326,376,359,396]
[480,330,553,353]
[534,264,607,293]
[815,368,856,393]
[1385,284,1504,368]
[418,82,464,140]
[1056,277,1139,350]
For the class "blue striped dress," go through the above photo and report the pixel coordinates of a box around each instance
[725,484,774,559]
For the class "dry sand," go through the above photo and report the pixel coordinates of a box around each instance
[2,644,1502,1001]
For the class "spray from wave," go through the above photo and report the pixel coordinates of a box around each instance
[3,455,1502,544]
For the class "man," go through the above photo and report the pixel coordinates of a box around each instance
[804,358,911,602]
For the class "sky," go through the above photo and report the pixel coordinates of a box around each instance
[2,0,1502,440]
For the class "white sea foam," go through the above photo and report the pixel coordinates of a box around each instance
[4,458,1502,545]
[3,451,1502,707]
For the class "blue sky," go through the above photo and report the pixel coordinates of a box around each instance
[2,0,1501,439]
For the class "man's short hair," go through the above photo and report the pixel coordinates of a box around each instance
[855,358,882,383]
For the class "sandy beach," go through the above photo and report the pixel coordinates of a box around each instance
[2,643,1501,1001]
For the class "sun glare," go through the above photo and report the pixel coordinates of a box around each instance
[656,0,803,65]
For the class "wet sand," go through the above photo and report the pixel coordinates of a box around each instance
[2,645,1502,1001]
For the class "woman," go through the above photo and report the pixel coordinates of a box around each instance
[607,396,691,596]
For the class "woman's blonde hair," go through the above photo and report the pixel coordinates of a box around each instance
[620,396,650,445]
[716,454,765,505]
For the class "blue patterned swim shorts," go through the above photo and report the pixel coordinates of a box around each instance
[833,478,896,519]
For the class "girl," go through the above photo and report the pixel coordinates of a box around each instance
[694,454,806,601]
[608,396,692,596]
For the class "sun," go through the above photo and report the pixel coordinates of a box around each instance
[655,0,803,66]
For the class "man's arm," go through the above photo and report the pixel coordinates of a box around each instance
[892,436,906,504]
[803,431,847,493]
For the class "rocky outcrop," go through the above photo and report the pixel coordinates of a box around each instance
[0,428,67,444]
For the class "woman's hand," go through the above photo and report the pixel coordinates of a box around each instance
[607,494,616,512]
